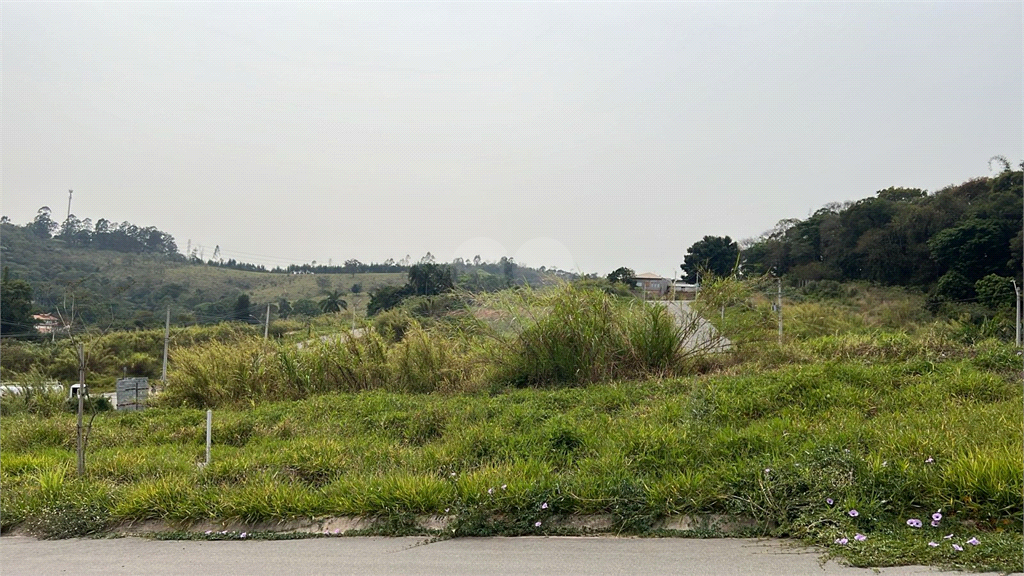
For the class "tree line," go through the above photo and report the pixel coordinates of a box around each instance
[13,207,180,257]
[677,159,1022,308]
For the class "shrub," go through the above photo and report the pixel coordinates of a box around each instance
[489,285,697,387]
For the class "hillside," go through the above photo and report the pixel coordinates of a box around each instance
[0,222,406,329]
[0,220,565,332]
[740,162,1023,300]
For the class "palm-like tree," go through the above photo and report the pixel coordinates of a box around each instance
[319,290,348,313]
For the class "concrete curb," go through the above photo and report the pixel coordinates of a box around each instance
[88,514,764,537]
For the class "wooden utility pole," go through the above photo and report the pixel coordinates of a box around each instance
[264,304,270,339]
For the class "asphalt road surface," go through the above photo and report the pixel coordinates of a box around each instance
[1,536,1013,576]
[654,300,732,352]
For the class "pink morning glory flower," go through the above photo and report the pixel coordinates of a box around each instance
[239,532,247,539]
[930,520,940,527]
[925,457,934,463]
[826,498,834,506]
[854,533,866,541]
[952,544,963,551]
[906,518,923,528]
[932,512,942,522]
[943,534,953,540]
[967,537,980,546]
[205,530,212,535]
[488,488,494,495]
[848,510,859,517]
[535,521,542,527]
[541,502,548,509]
[834,538,848,545]
[928,542,939,547]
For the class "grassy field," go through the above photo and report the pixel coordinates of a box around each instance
[1,282,1020,572]
[161,266,405,308]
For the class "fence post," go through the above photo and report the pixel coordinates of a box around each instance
[206,409,212,465]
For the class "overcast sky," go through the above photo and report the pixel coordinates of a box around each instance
[3,2,1021,277]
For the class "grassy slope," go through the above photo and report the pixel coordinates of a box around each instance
[0,222,405,320]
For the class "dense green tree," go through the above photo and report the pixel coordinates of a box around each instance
[928,219,1007,282]
[233,294,253,323]
[975,274,1015,309]
[606,267,636,284]
[1,268,35,336]
[277,298,292,319]
[680,236,739,282]
[291,299,321,317]
[408,263,454,296]
[934,270,974,301]
[367,285,412,316]
[29,207,57,239]
[500,257,517,287]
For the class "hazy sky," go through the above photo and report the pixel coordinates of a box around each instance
[3,2,1022,277]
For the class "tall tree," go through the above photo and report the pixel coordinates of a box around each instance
[29,207,57,239]
[680,236,739,282]
[607,267,636,284]
[408,263,454,296]
[233,294,253,323]
[1,268,35,336]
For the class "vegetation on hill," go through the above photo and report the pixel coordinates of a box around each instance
[0,211,564,335]
[737,160,1022,301]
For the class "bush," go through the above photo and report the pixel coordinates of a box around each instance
[372,309,416,343]
[490,285,691,387]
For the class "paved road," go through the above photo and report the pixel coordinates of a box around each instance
[1,536,1011,576]
[653,300,732,352]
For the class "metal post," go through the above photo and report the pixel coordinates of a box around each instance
[777,278,783,344]
[1014,281,1021,347]
[264,304,270,339]
[76,344,85,477]
[206,409,212,465]
[161,308,170,383]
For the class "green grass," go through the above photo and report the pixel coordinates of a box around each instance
[1,281,1020,571]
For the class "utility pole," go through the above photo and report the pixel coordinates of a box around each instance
[777,278,783,344]
[66,189,73,223]
[76,344,86,477]
[161,308,170,384]
[264,304,270,339]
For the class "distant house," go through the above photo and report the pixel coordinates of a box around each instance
[629,274,701,299]
[632,273,670,297]
[32,314,61,334]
